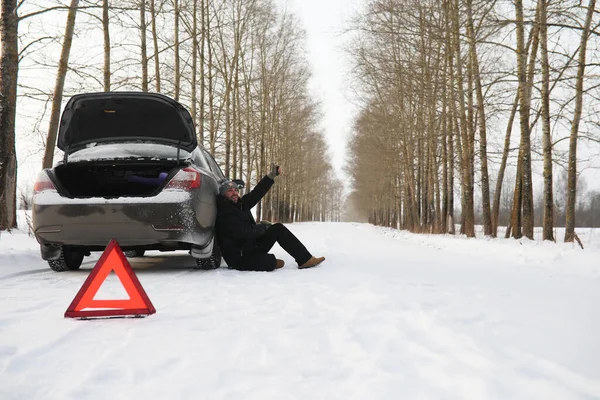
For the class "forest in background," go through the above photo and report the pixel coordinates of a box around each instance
[346,0,600,243]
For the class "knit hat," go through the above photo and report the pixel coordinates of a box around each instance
[219,180,239,196]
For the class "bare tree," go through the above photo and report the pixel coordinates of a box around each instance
[149,0,161,92]
[140,0,149,92]
[451,0,475,237]
[103,0,111,91]
[539,0,553,241]
[492,92,518,236]
[465,0,492,236]
[173,0,180,100]
[198,0,206,145]
[565,0,596,243]
[42,0,81,169]
[0,0,19,230]
[190,0,198,133]
[514,0,535,240]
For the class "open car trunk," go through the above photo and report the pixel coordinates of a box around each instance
[58,92,197,154]
[52,162,179,198]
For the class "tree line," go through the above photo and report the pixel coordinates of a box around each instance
[346,0,600,243]
[0,0,343,230]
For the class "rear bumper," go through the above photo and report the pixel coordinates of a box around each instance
[32,191,216,249]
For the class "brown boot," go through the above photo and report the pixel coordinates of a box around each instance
[299,256,325,269]
[275,259,285,269]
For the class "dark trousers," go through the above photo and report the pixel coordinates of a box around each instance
[237,223,312,271]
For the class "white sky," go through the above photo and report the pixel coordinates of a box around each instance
[274,0,365,187]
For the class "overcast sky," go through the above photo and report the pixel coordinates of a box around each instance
[274,0,365,187]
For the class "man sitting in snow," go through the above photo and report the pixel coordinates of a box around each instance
[215,163,325,272]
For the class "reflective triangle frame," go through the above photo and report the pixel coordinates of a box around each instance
[65,239,156,318]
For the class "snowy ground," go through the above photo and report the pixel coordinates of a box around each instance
[1,218,599,400]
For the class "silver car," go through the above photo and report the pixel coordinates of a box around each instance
[32,92,243,271]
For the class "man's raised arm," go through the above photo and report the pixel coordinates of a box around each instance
[241,164,280,209]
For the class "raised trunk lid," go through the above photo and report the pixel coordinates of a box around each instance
[58,92,197,153]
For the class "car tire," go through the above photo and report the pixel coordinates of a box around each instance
[195,244,221,270]
[48,246,85,272]
[124,249,145,258]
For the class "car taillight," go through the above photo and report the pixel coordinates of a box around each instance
[164,168,201,191]
[33,170,57,195]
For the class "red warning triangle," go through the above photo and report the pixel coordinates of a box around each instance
[65,239,156,318]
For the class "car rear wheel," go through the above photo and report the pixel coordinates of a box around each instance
[195,244,221,270]
[48,246,85,272]
[124,249,145,258]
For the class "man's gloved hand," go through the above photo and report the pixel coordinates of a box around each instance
[267,163,281,180]
[255,223,268,235]
[260,220,273,227]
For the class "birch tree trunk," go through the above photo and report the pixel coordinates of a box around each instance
[539,0,554,241]
[207,0,215,153]
[102,0,110,91]
[233,57,240,179]
[0,0,19,230]
[42,0,80,169]
[236,61,243,179]
[173,0,180,100]
[509,148,523,238]
[140,0,149,92]
[492,20,534,236]
[441,78,449,233]
[150,0,160,92]
[452,0,475,237]
[191,0,197,135]
[492,92,518,235]
[242,53,253,188]
[466,0,492,236]
[515,0,535,240]
[443,0,455,234]
[448,116,456,234]
[565,0,596,242]
[511,11,539,239]
[198,0,205,146]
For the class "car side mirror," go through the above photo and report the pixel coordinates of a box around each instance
[232,179,245,189]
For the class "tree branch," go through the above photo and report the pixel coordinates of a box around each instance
[490,18,600,37]
[17,5,99,21]
[18,37,54,62]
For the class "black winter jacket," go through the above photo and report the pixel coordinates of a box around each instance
[215,175,274,268]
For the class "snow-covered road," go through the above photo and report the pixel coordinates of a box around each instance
[1,222,599,400]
